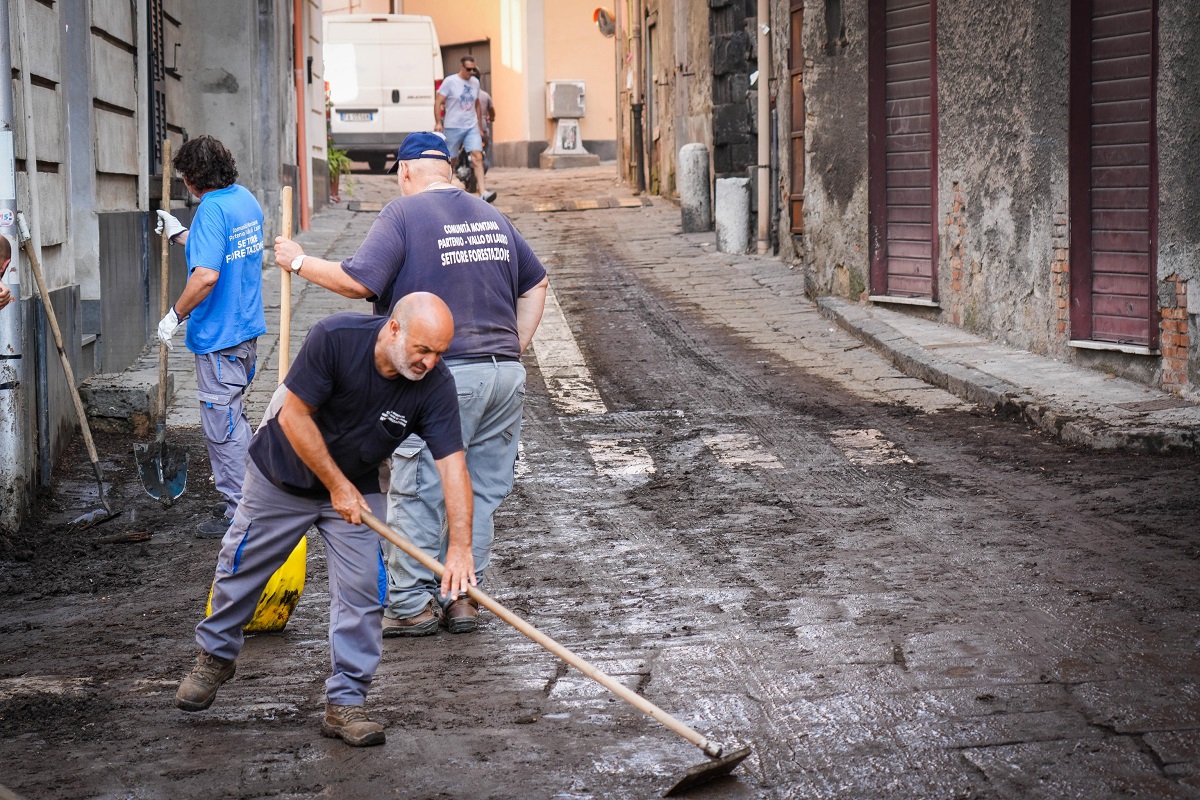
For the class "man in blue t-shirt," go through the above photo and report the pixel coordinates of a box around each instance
[174,293,476,748]
[273,131,548,638]
[155,136,267,538]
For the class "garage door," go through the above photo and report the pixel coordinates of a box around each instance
[869,0,938,301]
[1069,0,1157,347]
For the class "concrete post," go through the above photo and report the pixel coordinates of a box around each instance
[0,0,28,530]
[715,177,751,254]
[678,143,711,233]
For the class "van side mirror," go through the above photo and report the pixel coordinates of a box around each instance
[392,90,400,103]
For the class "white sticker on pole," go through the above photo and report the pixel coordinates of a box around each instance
[0,132,13,201]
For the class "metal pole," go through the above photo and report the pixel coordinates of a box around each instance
[756,0,771,255]
[292,0,310,231]
[0,0,27,529]
[631,0,646,193]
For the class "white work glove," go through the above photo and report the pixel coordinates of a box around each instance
[158,307,182,350]
[155,209,187,242]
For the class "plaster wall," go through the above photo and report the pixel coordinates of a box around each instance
[542,1,616,145]
[935,0,1069,354]
[801,0,871,299]
[1155,0,1200,387]
[180,1,293,236]
[406,0,528,143]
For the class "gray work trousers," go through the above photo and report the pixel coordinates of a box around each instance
[384,358,525,619]
[196,340,257,518]
[195,459,387,706]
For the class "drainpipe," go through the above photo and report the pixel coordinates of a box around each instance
[0,2,27,529]
[293,0,310,231]
[631,0,646,193]
[756,0,770,255]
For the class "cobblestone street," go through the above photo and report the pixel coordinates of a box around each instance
[1,164,1197,799]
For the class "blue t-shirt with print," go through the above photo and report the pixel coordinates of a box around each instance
[248,312,463,498]
[341,188,547,359]
[183,184,268,354]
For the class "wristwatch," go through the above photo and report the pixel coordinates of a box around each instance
[291,254,306,274]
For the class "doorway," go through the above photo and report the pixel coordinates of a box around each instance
[868,0,938,301]
[1068,0,1158,348]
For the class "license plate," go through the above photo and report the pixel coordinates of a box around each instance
[340,112,373,122]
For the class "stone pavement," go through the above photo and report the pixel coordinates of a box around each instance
[102,164,1197,456]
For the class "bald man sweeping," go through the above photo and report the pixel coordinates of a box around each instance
[174,293,476,747]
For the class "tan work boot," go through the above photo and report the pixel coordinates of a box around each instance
[174,651,236,712]
[381,599,442,638]
[445,596,479,634]
[321,704,385,747]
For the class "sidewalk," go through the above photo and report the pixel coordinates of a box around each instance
[94,165,1198,457]
[819,297,1200,454]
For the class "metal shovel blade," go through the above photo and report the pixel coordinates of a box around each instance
[662,746,753,797]
[134,435,189,504]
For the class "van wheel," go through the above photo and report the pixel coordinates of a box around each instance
[367,156,387,174]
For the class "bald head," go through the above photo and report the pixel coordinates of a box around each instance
[378,292,454,380]
[398,157,452,195]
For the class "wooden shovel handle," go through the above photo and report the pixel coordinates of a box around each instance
[158,139,171,425]
[358,509,723,758]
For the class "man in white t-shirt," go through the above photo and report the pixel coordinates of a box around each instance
[435,55,495,203]
[471,66,496,171]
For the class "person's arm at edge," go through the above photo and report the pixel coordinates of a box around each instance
[434,92,446,131]
[433,450,476,599]
[516,275,549,354]
[272,238,373,299]
[277,389,370,524]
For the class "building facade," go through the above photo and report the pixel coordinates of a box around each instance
[613,0,1200,401]
[0,0,326,532]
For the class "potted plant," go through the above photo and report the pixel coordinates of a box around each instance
[328,146,351,203]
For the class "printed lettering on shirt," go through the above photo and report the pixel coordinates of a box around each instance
[438,220,512,268]
[225,219,264,263]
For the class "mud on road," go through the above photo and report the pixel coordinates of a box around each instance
[2,171,1199,799]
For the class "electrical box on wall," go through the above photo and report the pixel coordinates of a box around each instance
[546,81,586,119]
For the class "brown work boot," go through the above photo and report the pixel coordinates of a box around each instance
[445,596,479,634]
[174,651,236,712]
[381,599,441,638]
[320,704,385,747]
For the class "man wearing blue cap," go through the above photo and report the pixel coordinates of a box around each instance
[273,131,549,638]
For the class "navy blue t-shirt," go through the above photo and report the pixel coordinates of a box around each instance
[341,188,547,360]
[248,313,463,498]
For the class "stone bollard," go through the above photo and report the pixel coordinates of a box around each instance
[715,177,751,254]
[678,143,711,232]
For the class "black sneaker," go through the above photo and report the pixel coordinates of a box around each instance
[212,502,229,518]
[481,190,497,204]
[175,651,236,711]
[196,516,232,539]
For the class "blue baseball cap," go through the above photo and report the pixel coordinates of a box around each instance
[386,132,451,173]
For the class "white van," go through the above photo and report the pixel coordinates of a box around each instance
[323,14,443,173]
